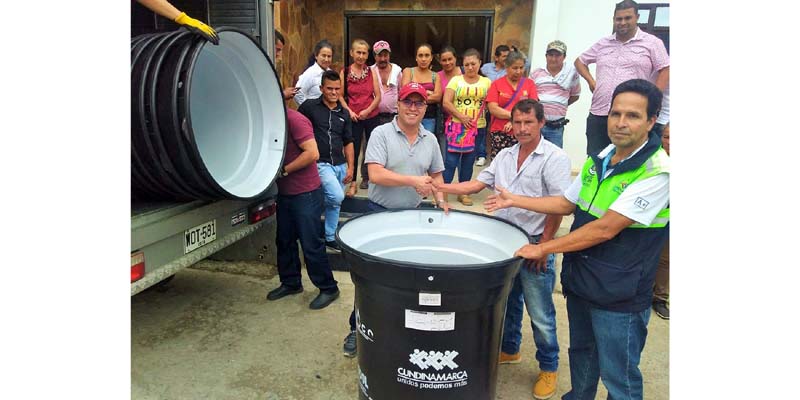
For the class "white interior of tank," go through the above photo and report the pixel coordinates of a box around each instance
[189,31,286,198]
[337,210,530,266]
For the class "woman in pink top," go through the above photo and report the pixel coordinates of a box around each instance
[339,39,381,197]
[486,51,539,158]
[401,43,442,134]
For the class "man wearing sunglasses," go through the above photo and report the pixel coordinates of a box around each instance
[341,82,447,357]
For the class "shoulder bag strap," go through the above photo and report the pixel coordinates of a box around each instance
[501,77,526,110]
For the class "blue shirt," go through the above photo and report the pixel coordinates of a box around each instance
[480,62,507,81]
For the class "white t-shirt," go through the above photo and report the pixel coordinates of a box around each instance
[564,143,669,226]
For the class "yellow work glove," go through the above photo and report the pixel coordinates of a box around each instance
[174,12,219,45]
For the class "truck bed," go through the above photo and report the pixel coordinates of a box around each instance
[131,191,276,295]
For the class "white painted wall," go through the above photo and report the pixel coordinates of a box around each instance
[528,0,668,172]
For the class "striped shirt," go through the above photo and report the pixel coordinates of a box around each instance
[579,28,669,116]
[530,67,581,121]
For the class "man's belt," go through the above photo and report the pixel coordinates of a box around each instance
[545,118,569,128]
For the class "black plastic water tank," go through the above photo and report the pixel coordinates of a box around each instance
[336,209,530,400]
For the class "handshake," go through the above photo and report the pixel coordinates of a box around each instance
[413,175,435,197]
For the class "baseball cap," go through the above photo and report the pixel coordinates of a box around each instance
[373,40,391,55]
[546,40,567,54]
[398,82,428,102]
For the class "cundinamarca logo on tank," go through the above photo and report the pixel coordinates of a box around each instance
[396,349,469,390]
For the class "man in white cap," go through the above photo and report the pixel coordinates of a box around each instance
[530,40,581,149]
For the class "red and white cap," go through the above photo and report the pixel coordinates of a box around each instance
[398,82,428,101]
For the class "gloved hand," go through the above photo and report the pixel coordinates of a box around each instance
[174,12,219,45]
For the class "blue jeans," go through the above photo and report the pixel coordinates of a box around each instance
[421,117,436,133]
[317,162,347,242]
[443,150,477,184]
[475,126,487,158]
[562,295,651,400]
[501,252,559,371]
[651,122,665,138]
[541,124,565,148]
[275,187,338,292]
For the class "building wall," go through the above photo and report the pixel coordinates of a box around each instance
[274,0,314,107]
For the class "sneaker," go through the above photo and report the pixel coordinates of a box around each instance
[343,330,357,358]
[359,179,369,190]
[475,157,486,166]
[457,195,473,206]
[533,370,558,400]
[653,300,669,320]
[498,351,521,364]
[325,240,341,252]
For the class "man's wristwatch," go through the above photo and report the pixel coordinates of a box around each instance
[280,167,289,177]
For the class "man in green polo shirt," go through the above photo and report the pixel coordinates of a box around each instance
[485,79,668,400]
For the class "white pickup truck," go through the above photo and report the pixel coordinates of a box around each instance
[131,0,283,295]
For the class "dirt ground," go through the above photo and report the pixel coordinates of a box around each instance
[131,259,669,400]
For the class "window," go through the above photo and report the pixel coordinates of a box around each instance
[636,3,669,53]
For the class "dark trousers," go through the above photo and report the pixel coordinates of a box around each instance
[651,122,666,138]
[275,187,338,292]
[352,116,383,183]
[585,113,611,157]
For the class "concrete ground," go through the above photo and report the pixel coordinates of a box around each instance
[131,162,669,399]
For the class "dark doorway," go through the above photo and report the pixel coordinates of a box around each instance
[345,11,494,71]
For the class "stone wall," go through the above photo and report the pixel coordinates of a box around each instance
[274,0,314,107]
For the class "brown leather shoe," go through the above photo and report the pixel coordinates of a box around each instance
[359,179,369,190]
[498,351,521,364]
[533,370,558,399]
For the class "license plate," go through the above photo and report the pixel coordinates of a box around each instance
[184,219,217,254]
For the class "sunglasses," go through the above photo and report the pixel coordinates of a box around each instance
[400,99,427,109]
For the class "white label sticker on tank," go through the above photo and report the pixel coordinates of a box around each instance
[419,292,441,306]
[405,310,455,331]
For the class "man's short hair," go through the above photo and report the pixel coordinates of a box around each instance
[321,69,341,85]
[494,45,511,57]
[511,99,544,122]
[615,0,639,14]
[610,79,663,120]
[274,30,285,45]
